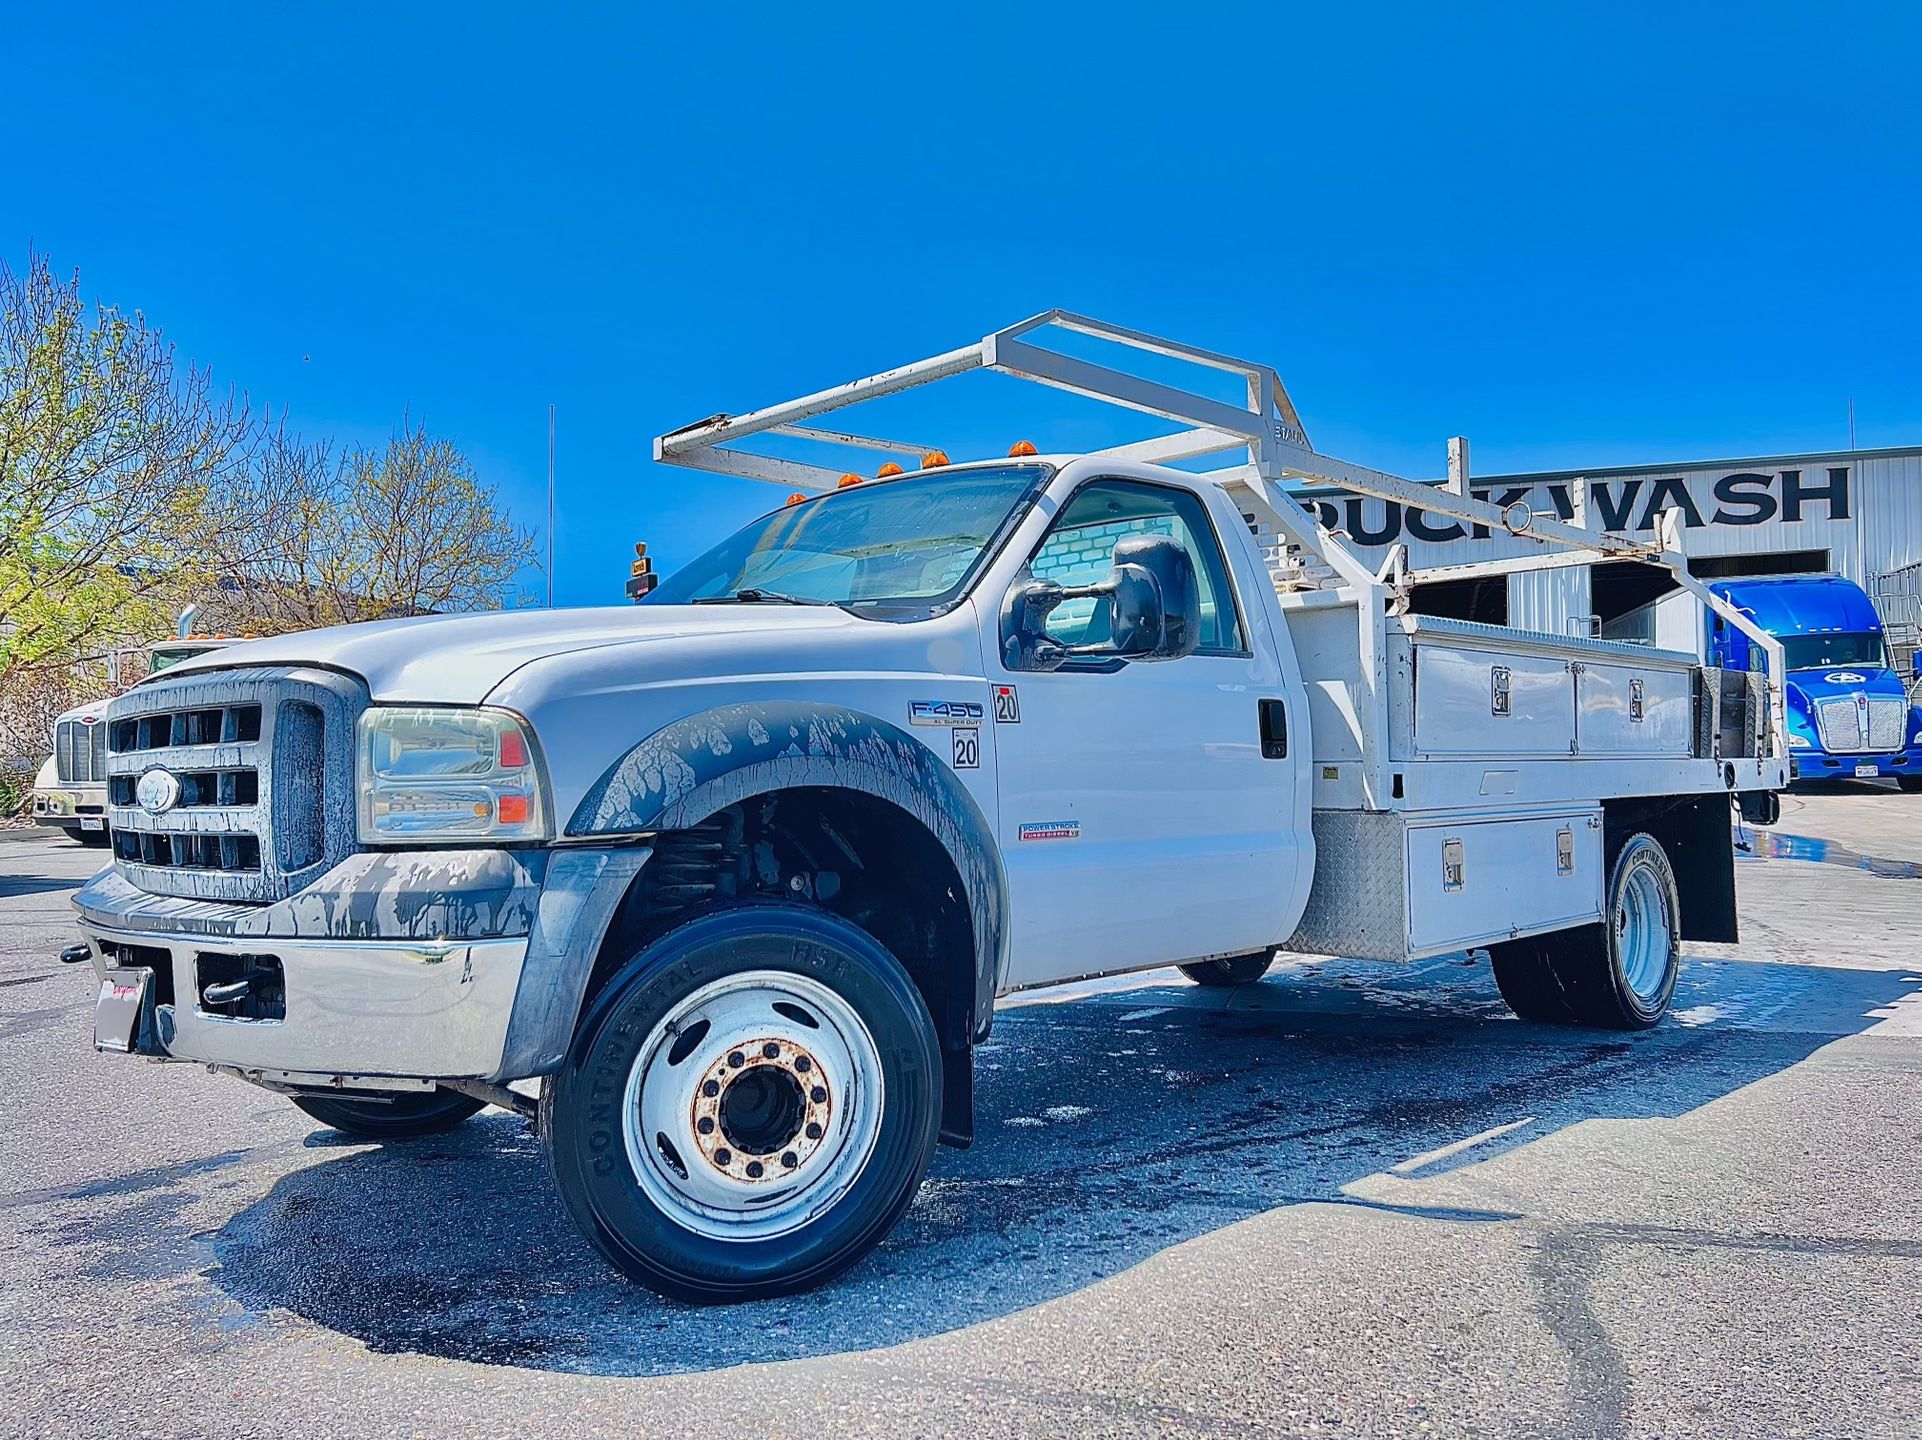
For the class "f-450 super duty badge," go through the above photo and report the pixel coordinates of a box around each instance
[909,700,985,727]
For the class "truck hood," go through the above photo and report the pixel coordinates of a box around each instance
[1785,666,1909,708]
[157,605,869,705]
[54,697,111,727]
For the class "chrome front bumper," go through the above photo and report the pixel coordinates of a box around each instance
[34,786,106,823]
[78,924,529,1078]
[71,844,650,1086]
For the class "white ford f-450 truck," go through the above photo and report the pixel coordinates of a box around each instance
[69,314,1787,1302]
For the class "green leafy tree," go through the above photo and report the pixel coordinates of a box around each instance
[0,250,255,675]
[225,417,537,630]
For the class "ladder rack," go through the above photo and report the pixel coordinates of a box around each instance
[654,309,1788,758]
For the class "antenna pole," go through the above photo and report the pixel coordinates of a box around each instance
[547,404,556,607]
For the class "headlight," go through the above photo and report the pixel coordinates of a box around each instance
[357,707,548,844]
[1786,731,1812,748]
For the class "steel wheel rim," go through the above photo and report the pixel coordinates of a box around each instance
[1615,860,1673,1004]
[621,969,885,1243]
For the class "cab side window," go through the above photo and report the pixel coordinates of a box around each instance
[1026,479,1245,652]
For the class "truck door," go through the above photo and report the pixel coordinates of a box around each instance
[984,475,1304,989]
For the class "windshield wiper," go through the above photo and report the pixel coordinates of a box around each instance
[693,588,832,607]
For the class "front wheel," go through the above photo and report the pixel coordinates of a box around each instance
[1488,832,1680,1030]
[542,903,941,1303]
[292,1087,485,1138]
[1896,775,1922,794]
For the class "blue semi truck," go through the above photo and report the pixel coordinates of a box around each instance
[1706,573,1922,791]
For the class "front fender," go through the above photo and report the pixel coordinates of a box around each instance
[565,702,1006,1040]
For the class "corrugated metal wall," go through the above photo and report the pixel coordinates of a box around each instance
[1292,447,1922,640]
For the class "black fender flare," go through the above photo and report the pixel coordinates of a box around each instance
[564,702,1007,1043]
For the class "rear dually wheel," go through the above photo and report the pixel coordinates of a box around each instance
[1488,832,1680,1031]
[1178,951,1275,987]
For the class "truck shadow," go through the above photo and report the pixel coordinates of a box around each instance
[207,953,1920,1375]
[0,872,86,901]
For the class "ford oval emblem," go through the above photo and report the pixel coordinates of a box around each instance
[136,769,182,815]
[1825,670,1867,684]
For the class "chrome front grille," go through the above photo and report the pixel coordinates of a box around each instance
[55,717,108,784]
[105,667,366,904]
[1812,694,1904,754]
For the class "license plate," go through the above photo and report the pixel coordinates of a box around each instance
[1855,762,1879,778]
[93,967,152,1053]
[78,817,105,832]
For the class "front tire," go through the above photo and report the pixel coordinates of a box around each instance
[542,903,941,1303]
[292,1087,485,1138]
[1897,775,1922,794]
[75,827,111,848]
[1178,951,1275,987]
[1488,832,1680,1030]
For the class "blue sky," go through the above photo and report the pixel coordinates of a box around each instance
[7,3,1918,608]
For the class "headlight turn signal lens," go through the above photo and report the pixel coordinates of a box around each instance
[356,707,548,844]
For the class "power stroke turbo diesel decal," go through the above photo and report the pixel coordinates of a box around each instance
[1018,820,1080,842]
[909,700,985,727]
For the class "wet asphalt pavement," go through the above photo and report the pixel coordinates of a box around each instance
[3,786,1920,1438]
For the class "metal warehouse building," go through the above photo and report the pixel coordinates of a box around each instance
[1288,444,1922,660]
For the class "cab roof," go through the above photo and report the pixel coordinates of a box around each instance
[1707,574,1882,636]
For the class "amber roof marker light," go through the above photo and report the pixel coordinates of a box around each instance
[919,449,950,469]
[1008,439,1038,457]
[876,462,904,478]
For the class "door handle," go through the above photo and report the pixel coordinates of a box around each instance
[1259,699,1289,759]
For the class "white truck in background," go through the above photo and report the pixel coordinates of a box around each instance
[69,313,1786,1302]
[32,621,238,846]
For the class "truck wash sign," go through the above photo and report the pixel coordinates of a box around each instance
[1298,466,1850,547]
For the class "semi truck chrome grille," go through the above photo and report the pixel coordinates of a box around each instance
[1812,695,1904,754]
[55,717,108,784]
[104,667,366,904]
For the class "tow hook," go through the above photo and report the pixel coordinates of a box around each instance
[58,944,91,965]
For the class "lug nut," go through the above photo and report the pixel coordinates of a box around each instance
[745,1160,764,1178]
[795,1055,811,1072]
[781,1151,798,1169]
[702,1079,720,1097]
[697,1117,714,1135]
[805,1122,823,1140]
[728,1050,745,1068]
[714,1148,732,1165]
[809,1086,826,1103]
[762,1042,780,1059]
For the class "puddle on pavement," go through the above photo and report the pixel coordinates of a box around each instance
[1739,831,1922,879]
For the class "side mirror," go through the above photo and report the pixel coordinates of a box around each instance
[1111,534,1200,660]
[1000,533,1201,672]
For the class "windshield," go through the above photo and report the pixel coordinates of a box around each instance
[147,644,223,674]
[648,464,1049,616]
[1781,631,1887,671]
